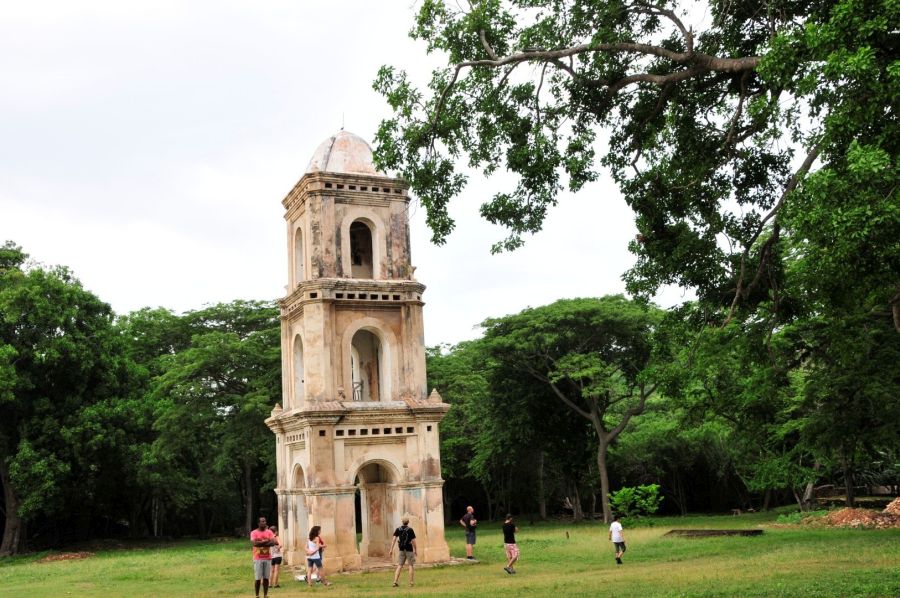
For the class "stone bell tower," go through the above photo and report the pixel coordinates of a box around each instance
[266,131,451,572]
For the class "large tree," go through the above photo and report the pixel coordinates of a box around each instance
[481,295,667,522]
[147,301,280,536]
[374,0,898,326]
[0,243,131,555]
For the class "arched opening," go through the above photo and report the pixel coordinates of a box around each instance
[350,329,387,402]
[294,227,305,284]
[349,220,374,278]
[289,465,309,561]
[293,335,305,407]
[353,462,399,560]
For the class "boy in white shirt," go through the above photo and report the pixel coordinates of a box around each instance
[608,514,626,565]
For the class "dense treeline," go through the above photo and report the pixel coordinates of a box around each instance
[2,239,898,555]
[430,296,900,522]
[0,243,279,555]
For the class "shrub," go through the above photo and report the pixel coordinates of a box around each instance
[609,484,664,518]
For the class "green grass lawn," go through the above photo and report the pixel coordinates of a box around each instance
[2,510,898,597]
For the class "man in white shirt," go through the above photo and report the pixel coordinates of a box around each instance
[608,514,626,565]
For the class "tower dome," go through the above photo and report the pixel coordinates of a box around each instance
[305,130,383,176]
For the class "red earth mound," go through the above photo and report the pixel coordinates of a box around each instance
[883,497,900,516]
[821,507,899,529]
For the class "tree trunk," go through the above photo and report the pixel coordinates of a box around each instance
[801,483,815,512]
[243,461,254,535]
[571,484,584,521]
[762,488,772,511]
[207,511,217,537]
[443,485,452,524]
[596,441,612,523]
[801,462,821,512]
[197,505,208,539]
[0,459,24,556]
[841,454,855,508]
[152,496,161,538]
[537,451,547,520]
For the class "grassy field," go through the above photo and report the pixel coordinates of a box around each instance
[2,510,899,597]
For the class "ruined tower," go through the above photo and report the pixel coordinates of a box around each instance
[266,131,451,571]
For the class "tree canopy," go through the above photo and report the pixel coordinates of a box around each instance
[374,0,899,326]
[481,295,667,521]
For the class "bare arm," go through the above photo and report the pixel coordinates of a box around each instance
[411,538,417,554]
[389,536,397,555]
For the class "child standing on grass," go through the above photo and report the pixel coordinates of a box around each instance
[609,514,626,565]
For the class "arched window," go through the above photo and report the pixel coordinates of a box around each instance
[350,329,385,401]
[294,227,305,284]
[293,335,305,405]
[349,220,374,278]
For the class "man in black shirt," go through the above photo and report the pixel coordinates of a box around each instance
[460,506,477,559]
[502,514,519,574]
[389,517,417,587]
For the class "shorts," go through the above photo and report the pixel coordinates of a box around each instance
[614,541,626,552]
[271,557,282,566]
[307,557,323,569]
[397,549,416,566]
[253,559,272,580]
[465,532,477,545]
[504,543,519,560]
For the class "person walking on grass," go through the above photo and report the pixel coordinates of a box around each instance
[306,526,331,586]
[269,525,283,588]
[460,506,477,560]
[389,516,417,587]
[609,514,626,565]
[502,514,519,574]
[250,516,276,598]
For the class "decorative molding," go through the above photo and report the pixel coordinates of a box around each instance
[340,436,408,446]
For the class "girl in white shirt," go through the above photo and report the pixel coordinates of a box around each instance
[305,526,331,586]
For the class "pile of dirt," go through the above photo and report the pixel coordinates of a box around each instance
[882,497,900,516]
[820,507,900,529]
[38,551,95,563]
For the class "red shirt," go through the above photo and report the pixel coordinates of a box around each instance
[250,529,275,560]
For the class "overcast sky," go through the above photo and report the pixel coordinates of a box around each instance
[0,0,691,346]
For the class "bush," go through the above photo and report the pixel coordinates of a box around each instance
[609,484,664,518]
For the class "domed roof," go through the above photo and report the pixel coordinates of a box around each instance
[305,130,383,176]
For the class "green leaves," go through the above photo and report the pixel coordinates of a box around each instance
[375,0,898,339]
[609,483,663,518]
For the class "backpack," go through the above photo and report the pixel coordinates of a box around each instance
[397,525,412,550]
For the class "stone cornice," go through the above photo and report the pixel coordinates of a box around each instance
[339,436,407,446]
[279,279,427,316]
[282,172,410,217]
[267,398,450,434]
[275,480,445,495]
